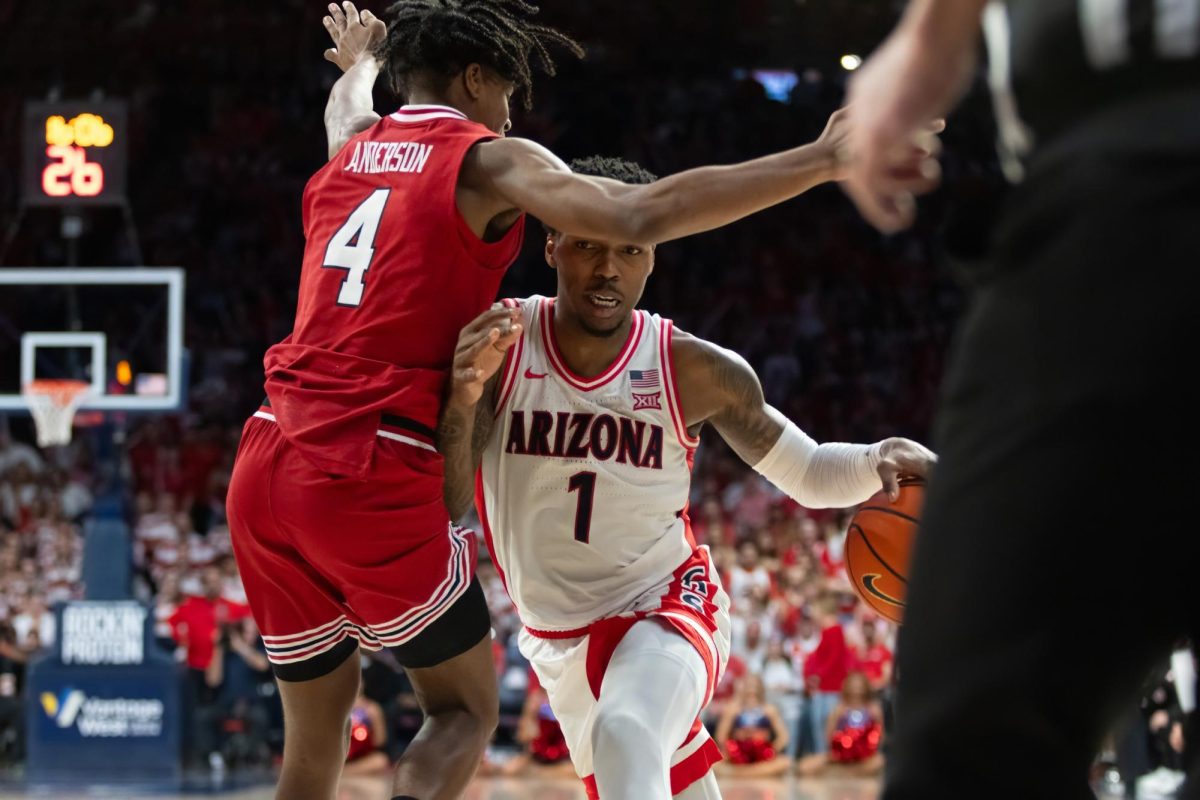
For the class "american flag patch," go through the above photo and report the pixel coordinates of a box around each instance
[629,369,660,390]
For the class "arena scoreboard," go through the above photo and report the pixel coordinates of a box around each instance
[22,100,128,206]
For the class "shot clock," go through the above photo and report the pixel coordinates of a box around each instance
[23,100,128,206]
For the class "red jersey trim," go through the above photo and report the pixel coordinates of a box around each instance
[680,449,698,550]
[540,299,644,392]
[524,623,591,639]
[474,470,512,600]
[494,321,525,418]
[659,321,701,450]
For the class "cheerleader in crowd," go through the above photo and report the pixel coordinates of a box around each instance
[714,674,792,778]
[797,671,885,777]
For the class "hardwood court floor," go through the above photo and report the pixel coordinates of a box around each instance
[0,775,1126,799]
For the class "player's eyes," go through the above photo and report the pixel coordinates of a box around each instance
[624,246,643,256]
[575,241,595,250]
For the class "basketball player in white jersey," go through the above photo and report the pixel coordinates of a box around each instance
[437,157,937,800]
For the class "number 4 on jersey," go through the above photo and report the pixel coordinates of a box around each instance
[323,187,390,307]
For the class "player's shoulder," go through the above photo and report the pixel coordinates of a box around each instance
[498,295,548,330]
[465,136,568,185]
[669,325,754,387]
[669,327,765,428]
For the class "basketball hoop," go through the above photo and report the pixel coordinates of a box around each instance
[22,379,92,447]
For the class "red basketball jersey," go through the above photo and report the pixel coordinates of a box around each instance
[263,105,525,478]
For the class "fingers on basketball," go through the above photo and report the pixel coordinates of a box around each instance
[844,478,924,624]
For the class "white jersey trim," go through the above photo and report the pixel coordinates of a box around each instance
[376,429,437,453]
[389,104,469,124]
[253,410,436,453]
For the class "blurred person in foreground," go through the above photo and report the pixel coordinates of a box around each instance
[842,0,1200,797]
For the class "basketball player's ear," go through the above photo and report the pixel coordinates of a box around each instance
[463,63,486,101]
[544,233,558,270]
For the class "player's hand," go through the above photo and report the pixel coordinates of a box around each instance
[1170,721,1185,754]
[876,437,937,502]
[821,107,942,186]
[835,108,946,230]
[838,12,977,233]
[449,304,523,407]
[323,2,386,73]
[815,106,853,180]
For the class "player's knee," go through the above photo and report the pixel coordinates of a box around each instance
[592,703,662,763]
[473,698,500,742]
[431,705,497,753]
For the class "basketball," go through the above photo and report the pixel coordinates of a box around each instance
[845,478,925,624]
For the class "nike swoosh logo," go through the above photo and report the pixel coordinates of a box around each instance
[861,574,905,608]
[524,367,548,380]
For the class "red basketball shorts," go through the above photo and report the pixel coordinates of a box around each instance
[227,412,479,680]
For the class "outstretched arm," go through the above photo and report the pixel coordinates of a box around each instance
[436,304,522,520]
[322,2,385,159]
[468,110,853,246]
[672,330,936,506]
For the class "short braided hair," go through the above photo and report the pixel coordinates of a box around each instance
[569,155,657,185]
[377,0,584,109]
[544,156,657,235]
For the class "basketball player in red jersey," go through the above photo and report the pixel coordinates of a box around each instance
[227,4,940,799]
[438,156,938,800]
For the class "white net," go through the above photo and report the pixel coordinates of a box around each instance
[22,380,92,447]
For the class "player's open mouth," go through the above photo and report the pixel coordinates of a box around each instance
[586,293,620,309]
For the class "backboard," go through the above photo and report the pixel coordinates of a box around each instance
[0,268,185,413]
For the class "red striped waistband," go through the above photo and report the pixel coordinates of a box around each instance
[524,623,592,640]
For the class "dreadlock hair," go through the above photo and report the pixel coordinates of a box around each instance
[569,155,657,185]
[544,156,657,235]
[377,0,584,110]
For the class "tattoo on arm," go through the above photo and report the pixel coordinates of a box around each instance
[703,344,787,466]
[437,373,499,521]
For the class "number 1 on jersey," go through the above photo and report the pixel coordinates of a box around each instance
[567,471,597,544]
[323,187,390,307]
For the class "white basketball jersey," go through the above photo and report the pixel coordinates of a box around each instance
[477,296,702,633]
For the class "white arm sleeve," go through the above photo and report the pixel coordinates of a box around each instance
[750,420,884,509]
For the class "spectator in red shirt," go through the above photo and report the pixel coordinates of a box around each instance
[169,566,250,675]
[851,619,894,692]
[169,564,250,767]
[801,588,849,755]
